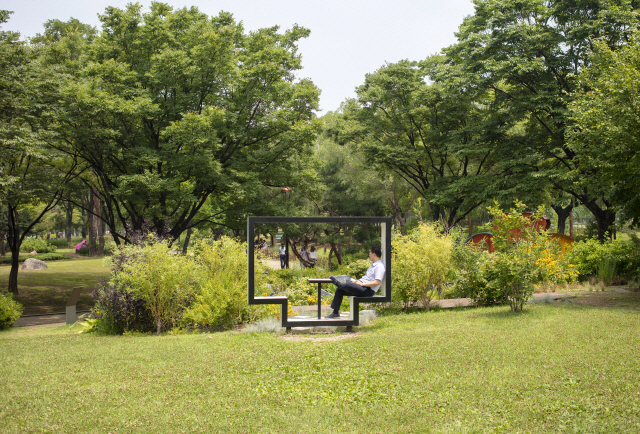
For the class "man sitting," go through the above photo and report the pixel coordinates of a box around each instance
[325,246,385,319]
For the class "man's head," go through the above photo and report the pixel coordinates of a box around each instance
[369,245,382,262]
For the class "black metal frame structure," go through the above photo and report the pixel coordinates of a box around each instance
[247,216,392,330]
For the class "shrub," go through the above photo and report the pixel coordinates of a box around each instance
[565,237,632,278]
[182,237,255,330]
[393,222,454,310]
[450,238,490,300]
[0,293,23,329]
[47,239,70,248]
[0,253,70,265]
[346,259,371,279]
[19,238,57,254]
[483,202,549,312]
[118,239,200,334]
[91,279,156,335]
[78,243,115,256]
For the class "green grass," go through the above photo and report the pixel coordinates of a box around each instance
[0,258,110,314]
[1,294,640,433]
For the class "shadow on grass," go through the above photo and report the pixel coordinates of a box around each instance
[474,306,535,319]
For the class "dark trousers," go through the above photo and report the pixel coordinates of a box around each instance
[330,283,375,311]
[280,254,286,269]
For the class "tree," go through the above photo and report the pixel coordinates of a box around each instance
[339,58,499,229]
[567,34,640,226]
[0,11,80,293]
[48,3,319,245]
[445,0,638,241]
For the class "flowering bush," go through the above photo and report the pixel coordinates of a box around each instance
[536,248,579,284]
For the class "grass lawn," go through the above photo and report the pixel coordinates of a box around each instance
[1,293,639,433]
[0,257,110,314]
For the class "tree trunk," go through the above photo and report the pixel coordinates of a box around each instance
[0,230,5,256]
[551,203,573,235]
[7,206,21,295]
[80,204,87,239]
[88,189,97,256]
[94,192,104,256]
[65,203,73,248]
[328,243,342,267]
[581,199,615,242]
[182,227,193,255]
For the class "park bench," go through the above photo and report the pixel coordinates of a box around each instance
[247,216,392,332]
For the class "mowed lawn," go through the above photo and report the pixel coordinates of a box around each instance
[0,255,110,314]
[1,294,640,433]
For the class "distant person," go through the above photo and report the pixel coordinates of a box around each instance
[299,245,310,269]
[325,246,385,319]
[309,246,317,268]
[279,244,286,269]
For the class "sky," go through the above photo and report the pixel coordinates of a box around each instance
[1,0,476,114]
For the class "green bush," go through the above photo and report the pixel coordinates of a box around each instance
[19,238,57,254]
[565,237,632,278]
[47,239,70,248]
[0,253,70,265]
[118,238,200,334]
[182,237,256,330]
[450,243,491,301]
[77,243,115,256]
[393,222,454,310]
[479,202,549,311]
[346,259,371,279]
[0,293,23,330]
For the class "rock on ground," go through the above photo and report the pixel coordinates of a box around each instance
[22,258,47,270]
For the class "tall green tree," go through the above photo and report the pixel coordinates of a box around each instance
[445,0,638,240]
[47,3,319,244]
[568,34,640,225]
[0,11,80,294]
[339,58,499,228]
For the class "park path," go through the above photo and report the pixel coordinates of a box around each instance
[11,293,582,328]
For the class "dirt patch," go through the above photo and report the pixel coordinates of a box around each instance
[280,333,360,342]
[573,291,640,309]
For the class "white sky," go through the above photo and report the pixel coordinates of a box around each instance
[1,0,475,114]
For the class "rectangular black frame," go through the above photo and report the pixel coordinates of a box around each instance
[247,216,392,328]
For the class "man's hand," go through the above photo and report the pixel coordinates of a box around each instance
[358,279,381,288]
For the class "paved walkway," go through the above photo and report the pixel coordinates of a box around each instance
[9,293,580,328]
[12,312,90,327]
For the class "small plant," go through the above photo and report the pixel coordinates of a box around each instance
[597,257,617,286]
[0,293,23,329]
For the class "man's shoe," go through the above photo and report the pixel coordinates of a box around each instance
[329,276,341,287]
[324,312,341,319]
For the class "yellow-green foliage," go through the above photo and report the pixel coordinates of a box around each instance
[0,293,23,329]
[394,222,454,309]
[118,239,200,334]
[182,237,257,330]
[346,259,371,279]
